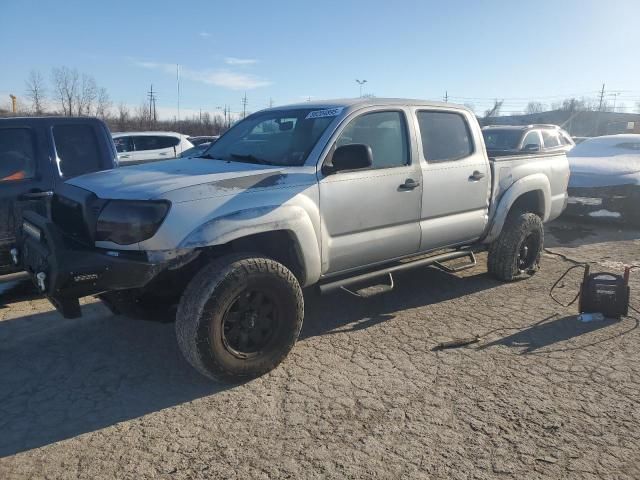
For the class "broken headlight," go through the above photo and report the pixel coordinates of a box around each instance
[96,200,170,245]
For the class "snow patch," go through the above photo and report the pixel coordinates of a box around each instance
[588,209,621,218]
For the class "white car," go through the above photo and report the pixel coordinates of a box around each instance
[112,132,193,165]
[567,134,640,224]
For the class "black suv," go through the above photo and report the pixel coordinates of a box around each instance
[0,117,117,274]
[482,124,575,156]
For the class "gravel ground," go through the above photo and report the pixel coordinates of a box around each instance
[1,219,639,479]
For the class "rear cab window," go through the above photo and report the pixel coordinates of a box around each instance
[417,111,474,162]
[0,128,37,182]
[52,124,103,178]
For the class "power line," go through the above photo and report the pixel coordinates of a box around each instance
[241,93,248,119]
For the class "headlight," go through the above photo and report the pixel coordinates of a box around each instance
[96,200,170,245]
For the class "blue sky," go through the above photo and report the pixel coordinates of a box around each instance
[1,0,639,119]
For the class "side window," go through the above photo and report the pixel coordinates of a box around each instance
[417,111,473,162]
[521,131,541,149]
[113,136,133,153]
[52,124,102,178]
[0,128,36,182]
[133,136,165,151]
[336,111,408,169]
[155,136,181,149]
[541,130,561,148]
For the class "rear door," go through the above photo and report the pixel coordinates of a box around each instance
[414,108,490,251]
[0,124,54,273]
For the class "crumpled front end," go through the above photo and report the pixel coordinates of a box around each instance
[566,183,639,224]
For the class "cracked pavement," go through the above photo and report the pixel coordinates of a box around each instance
[1,219,639,479]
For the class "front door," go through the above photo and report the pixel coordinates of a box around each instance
[414,109,490,251]
[319,109,423,274]
[0,124,53,274]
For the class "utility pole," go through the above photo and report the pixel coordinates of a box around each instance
[241,93,248,119]
[356,79,367,98]
[598,83,605,111]
[269,97,274,108]
[444,91,449,102]
[176,64,181,126]
[147,84,157,123]
[595,83,605,135]
[609,92,620,112]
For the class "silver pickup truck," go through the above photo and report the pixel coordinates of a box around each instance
[19,98,569,381]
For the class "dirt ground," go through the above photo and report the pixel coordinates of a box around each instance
[1,219,639,479]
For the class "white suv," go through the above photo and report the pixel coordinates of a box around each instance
[112,132,193,165]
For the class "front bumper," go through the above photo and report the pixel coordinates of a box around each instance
[566,184,639,223]
[19,210,161,318]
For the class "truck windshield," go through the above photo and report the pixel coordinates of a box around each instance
[483,129,523,150]
[202,108,337,166]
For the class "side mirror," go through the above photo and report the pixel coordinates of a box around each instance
[523,143,540,152]
[324,144,373,174]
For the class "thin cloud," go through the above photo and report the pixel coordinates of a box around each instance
[199,32,211,38]
[225,57,258,66]
[131,59,271,90]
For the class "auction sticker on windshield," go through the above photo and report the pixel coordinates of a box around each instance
[305,107,344,119]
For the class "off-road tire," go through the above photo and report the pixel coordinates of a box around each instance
[99,290,178,323]
[488,212,544,282]
[175,253,304,382]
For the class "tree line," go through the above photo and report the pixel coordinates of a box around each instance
[1,67,231,136]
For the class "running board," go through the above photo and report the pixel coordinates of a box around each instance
[433,251,477,273]
[319,249,481,295]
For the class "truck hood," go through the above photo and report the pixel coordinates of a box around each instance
[66,158,285,200]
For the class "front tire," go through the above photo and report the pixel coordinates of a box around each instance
[488,212,544,282]
[175,253,304,382]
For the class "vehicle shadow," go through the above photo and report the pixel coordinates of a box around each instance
[0,302,226,458]
[477,314,634,354]
[300,266,502,340]
[0,265,501,458]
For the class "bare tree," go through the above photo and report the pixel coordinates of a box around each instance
[116,103,130,131]
[484,99,503,118]
[134,101,152,129]
[525,101,545,114]
[51,66,79,115]
[76,74,98,116]
[25,70,47,114]
[95,87,112,119]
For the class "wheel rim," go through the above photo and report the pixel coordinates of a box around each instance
[517,232,539,271]
[221,289,278,359]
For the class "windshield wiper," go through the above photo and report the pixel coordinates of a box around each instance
[229,153,271,165]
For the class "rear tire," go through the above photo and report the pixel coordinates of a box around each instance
[488,212,544,282]
[175,253,304,382]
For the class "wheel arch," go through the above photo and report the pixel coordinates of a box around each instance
[177,205,321,287]
[484,174,551,244]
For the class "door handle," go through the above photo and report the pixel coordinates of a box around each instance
[158,152,168,156]
[18,190,54,200]
[469,171,485,181]
[399,178,420,190]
